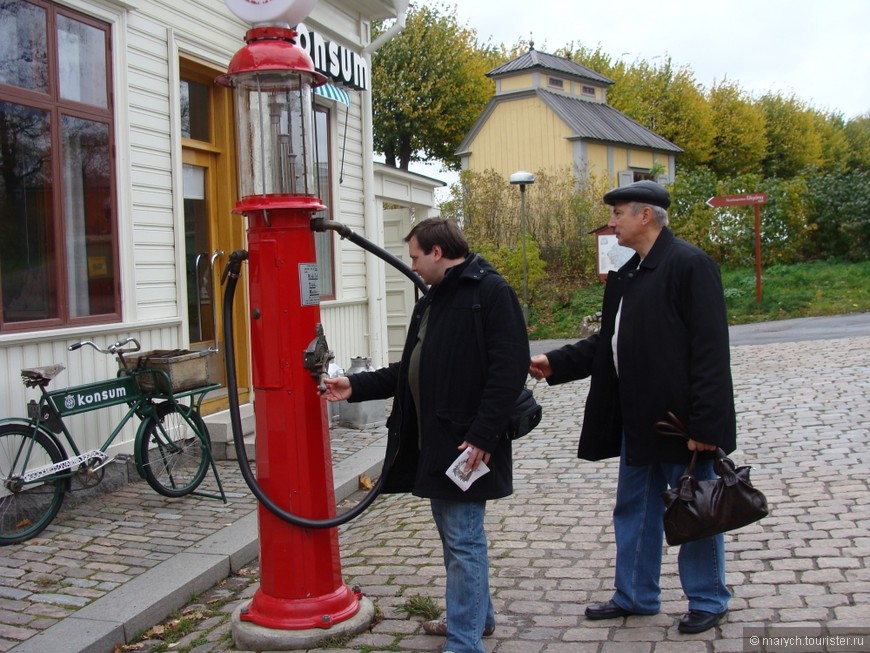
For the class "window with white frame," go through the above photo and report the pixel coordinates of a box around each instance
[0,0,117,331]
[313,104,335,299]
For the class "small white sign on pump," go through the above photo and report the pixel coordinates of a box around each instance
[224,0,317,25]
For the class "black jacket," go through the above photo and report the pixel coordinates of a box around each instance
[546,228,736,465]
[348,254,529,500]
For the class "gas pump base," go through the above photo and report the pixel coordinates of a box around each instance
[230,596,375,650]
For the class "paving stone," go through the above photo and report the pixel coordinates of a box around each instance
[1,332,869,652]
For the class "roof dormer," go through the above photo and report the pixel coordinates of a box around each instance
[487,46,612,103]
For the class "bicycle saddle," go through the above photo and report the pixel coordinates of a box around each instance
[21,365,66,387]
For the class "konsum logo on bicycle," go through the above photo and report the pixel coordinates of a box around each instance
[63,386,128,411]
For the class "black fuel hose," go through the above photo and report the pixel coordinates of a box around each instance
[311,218,429,295]
[222,248,390,528]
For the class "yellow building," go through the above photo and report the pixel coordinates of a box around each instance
[456,48,682,185]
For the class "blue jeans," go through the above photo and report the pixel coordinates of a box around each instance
[611,443,730,615]
[430,498,495,653]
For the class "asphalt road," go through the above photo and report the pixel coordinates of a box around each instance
[530,312,870,356]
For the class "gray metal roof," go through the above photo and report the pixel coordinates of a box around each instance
[487,48,613,86]
[539,89,682,152]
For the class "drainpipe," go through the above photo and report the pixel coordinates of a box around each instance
[363,0,408,55]
[360,0,408,367]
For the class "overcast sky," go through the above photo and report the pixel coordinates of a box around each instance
[408,0,870,187]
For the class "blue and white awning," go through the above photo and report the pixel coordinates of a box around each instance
[314,83,351,106]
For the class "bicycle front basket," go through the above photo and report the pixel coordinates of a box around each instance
[124,349,210,394]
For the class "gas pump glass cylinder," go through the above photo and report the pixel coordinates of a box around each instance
[234,71,317,198]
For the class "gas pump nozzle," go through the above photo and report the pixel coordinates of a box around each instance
[221,249,248,284]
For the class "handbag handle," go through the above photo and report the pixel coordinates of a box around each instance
[654,411,690,440]
[677,447,742,502]
[713,450,740,487]
[677,451,698,501]
[660,411,741,493]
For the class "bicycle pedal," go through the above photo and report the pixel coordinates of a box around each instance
[91,455,127,471]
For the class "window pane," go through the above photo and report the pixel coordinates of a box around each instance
[0,1,48,93]
[57,14,107,107]
[0,102,56,322]
[61,115,114,317]
[182,164,212,343]
[313,107,333,296]
[180,79,210,141]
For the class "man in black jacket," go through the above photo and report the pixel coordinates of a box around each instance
[324,218,529,653]
[529,181,735,635]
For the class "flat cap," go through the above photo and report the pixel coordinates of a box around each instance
[603,180,671,209]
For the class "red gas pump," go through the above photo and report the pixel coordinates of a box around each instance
[216,19,374,650]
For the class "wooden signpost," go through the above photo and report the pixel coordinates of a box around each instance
[706,193,768,302]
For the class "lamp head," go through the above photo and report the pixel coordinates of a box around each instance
[224,0,317,26]
[510,171,535,188]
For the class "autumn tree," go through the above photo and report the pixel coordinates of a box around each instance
[371,3,500,170]
[844,113,870,172]
[812,111,852,174]
[758,93,823,178]
[707,81,768,177]
[603,58,715,171]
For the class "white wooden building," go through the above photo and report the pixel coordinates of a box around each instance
[0,0,439,458]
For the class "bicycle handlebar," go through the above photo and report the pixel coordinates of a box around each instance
[68,337,141,355]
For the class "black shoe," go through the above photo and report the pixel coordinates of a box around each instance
[677,609,728,634]
[585,600,636,620]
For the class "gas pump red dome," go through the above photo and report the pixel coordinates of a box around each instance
[216,27,327,89]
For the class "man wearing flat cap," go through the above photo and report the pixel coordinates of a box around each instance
[530,180,736,634]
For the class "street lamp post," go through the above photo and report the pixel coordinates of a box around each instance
[509,171,535,324]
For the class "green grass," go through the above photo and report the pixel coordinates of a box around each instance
[397,594,442,620]
[720,260,869,324]
[528,260,870,339]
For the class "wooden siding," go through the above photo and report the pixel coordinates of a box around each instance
[324,88,369,308]
[467,97,572,175]
[320,300,369,370]
[127,12,179,323]
[628,149,655,169]
[466,100,669,186]
[0,0,381,447]
[586,143,610,179]
[571,81,601,101]
[499,73,534,93]
[0,327,181,455]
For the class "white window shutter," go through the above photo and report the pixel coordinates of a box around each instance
[618,170,633,187]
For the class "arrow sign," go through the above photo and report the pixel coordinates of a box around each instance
[706,193,768,208]
[704,192,768,303]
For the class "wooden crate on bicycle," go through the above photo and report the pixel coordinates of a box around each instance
[124,349,210,394]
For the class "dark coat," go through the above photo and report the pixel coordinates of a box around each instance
[546,228,736,465]
[348,254,529,500]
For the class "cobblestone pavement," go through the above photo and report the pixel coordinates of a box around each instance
[3,333,870,653]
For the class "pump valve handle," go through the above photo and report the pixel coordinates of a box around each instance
[303,324,335,393]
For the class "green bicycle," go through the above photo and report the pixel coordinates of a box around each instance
[0,337,224,545]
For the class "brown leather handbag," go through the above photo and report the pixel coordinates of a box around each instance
[656,413,769,546]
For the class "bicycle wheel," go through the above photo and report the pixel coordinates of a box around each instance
[0,425,67,545]
[137,401,210,498]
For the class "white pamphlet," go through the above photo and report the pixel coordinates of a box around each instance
[445,449,490,491]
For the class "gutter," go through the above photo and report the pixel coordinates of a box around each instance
[363,0,409,54]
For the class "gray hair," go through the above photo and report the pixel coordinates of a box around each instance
[629,202,669,228]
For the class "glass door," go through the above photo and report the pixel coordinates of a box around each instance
[182,158,225,387]
[179,62,248,413]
